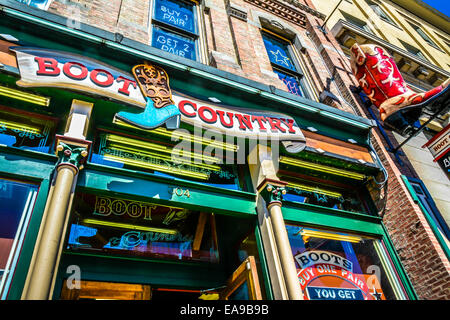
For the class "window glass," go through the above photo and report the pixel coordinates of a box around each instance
[0,107,56,154]
[262,33,296,71]
[90,131,241,190]
[341,11,373,34]
[154,0,196,34]
[261,32,310,98]
[367,1,395,25]
[273,70,305,97]
[0,178,39,293]
[279,172,368,214]
[65,193,219,263]
[152,26,196,60]
[151,0,198,61]
[408,23,440,49]
[287,225,403,300]
[15,0,52,10]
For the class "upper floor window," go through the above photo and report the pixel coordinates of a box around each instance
[261,31,310,98]
[399,39,428,61]
[340,11,373,34]
[151,0,199,61]
[366,1,396,26]
[408,22,441,50]
[15,0,52,10]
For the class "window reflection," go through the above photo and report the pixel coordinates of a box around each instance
[0,178,39,295]
[65,193,219,263]
[0,107,56,153]
[287,225,400,300]
[90,132,241,191]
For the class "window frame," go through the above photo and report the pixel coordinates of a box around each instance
[366,0,398,27]
[149,0,205,62]
[261,29,312,99]
[16,0,53,10]
[408,22,442,51]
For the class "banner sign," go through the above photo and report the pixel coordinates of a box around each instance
[11,47,306,151]
[12,47,147,108]
[173,93,305,142]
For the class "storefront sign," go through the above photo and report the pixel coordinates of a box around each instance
[11,47,147,108]
[422,124,450,161]
[422,124,450,179]
[295,250,386,300]
[11,47,306,151]
[436,152,450,179]
[294,250,353,272]
[174,93,305,142]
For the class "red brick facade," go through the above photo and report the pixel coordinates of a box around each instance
[46,0,450,299]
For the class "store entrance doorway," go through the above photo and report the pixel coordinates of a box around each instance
[59,256,262,300]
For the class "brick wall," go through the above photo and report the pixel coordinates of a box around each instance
[46,0,450,299]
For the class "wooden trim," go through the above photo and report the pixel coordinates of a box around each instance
[220,256,262,300]
[193,212,207,251]
[0,40,17,68]
[60,280,151,300]
[303,131,374,163]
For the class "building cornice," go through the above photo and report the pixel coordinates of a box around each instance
[332,19,450,84]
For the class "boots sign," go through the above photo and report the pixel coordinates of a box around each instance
[12,47,306,152]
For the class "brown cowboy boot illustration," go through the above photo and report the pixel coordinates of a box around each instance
[116,62,181,129]
[350,43,449,135]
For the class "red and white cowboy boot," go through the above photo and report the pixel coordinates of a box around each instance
[350,43,449,135]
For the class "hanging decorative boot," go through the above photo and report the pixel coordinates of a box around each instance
[116,62,181,130]
[350,43,449,136]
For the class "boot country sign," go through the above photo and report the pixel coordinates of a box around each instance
[11,47,306,152]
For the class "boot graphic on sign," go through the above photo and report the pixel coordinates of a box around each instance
[116,62,181,130]
[350,43,449,136]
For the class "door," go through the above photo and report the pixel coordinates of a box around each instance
[219,256,262,300]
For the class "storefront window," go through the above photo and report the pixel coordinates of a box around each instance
[0,178,39,298]
[281,175,367,214]
[287,224,405,300]
[90,131,241,190]
[0,107,56,153]
[65,193,219,263]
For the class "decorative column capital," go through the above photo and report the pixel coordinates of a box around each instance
[257,178,288,208]
[55,135,92,173]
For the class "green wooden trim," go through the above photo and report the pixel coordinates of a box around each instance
[0,147,57,180]
[5,177,52,300]
[52,253,227,299]
[282,201,384,237]
[401,175,450,260]
[254,224,273,300]
[380,223,418,300]
[77,164,257,217]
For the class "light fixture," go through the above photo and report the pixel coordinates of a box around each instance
[0,119,42,134]
[296,228,363,243]
[279,156,366,180]
[113,117,239,152]
[286,182,342,198]
[103,154,211,180]
[82,218,178,234]
[106,134,221,165]
[0,85,50,106]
